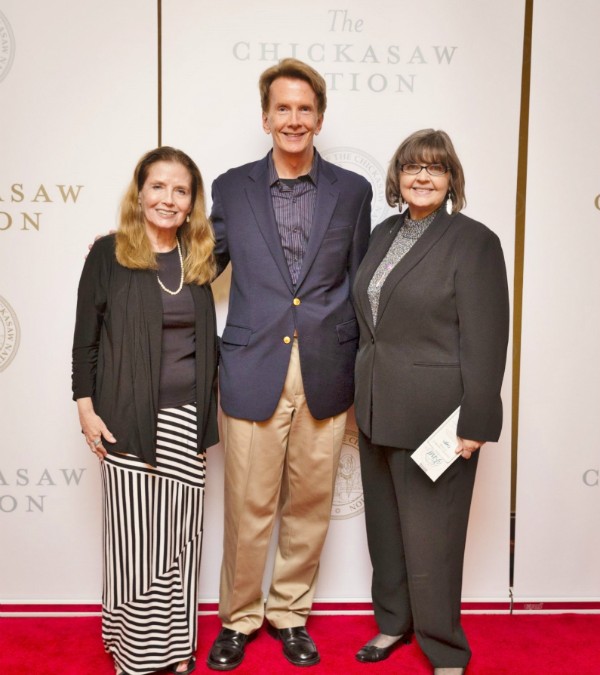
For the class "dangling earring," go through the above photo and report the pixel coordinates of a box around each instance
[186,214,190,223]
[446,191,453,214]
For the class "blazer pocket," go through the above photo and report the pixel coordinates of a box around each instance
[336,318,359,344]
[222,325,252,346]
[413,362,460,368]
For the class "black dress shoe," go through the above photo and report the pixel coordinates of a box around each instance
[355,631,413,663]
[268,624,320,666]
[206,628,255,671]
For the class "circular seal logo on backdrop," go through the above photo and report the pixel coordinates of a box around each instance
[0,11,16,83]
[322,147,387,223]
[331,429,364,520]
[0,296,21,371]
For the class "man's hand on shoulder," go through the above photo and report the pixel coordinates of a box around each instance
[86,229,116,257]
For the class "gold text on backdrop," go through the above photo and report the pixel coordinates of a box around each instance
[0,183,84,230]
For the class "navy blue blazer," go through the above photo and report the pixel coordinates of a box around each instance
[211,152,372,421]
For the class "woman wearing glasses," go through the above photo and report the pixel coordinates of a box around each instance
[352,129,509,674]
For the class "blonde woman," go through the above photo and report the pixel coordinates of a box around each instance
[72,147,218,675]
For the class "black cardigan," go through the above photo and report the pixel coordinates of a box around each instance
[72,234,219,465]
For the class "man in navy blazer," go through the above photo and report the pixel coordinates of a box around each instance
[207,59,372,670]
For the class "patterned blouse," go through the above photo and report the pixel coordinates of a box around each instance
[367,209,439,325]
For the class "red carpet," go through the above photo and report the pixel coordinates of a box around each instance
[1,613,599,674]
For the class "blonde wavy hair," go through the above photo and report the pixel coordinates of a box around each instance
[116,146,216,285]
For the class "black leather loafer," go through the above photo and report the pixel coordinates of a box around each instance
[355,631,413,663]
[268,624,320,666]
[206,628,255,671]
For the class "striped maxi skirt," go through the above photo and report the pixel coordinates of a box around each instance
[99,403,206,675]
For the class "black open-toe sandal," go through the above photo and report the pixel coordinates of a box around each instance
[169,656,196,675]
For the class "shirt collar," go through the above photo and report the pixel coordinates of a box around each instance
[268,150,320,187]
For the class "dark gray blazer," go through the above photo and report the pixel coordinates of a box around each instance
[211,152,372,421]
[352,209,509,449]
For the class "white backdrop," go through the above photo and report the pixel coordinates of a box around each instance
[0,0,157,603]
[162,0,524,605]
[0,0,526,608]
[513,0,600,606]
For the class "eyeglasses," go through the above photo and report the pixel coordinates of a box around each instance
[400,163,448,176]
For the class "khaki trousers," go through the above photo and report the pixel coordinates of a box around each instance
[219,339,346,633]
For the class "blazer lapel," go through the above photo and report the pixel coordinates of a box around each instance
[354,214,403,333]
[245,157,294,293]
[376,209,455,324]
[295,159,339,290]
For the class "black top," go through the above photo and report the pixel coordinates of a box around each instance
[157,248,196,408]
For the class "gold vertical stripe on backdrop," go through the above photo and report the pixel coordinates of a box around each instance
[157,0,162,146]
[512,0,533,513]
